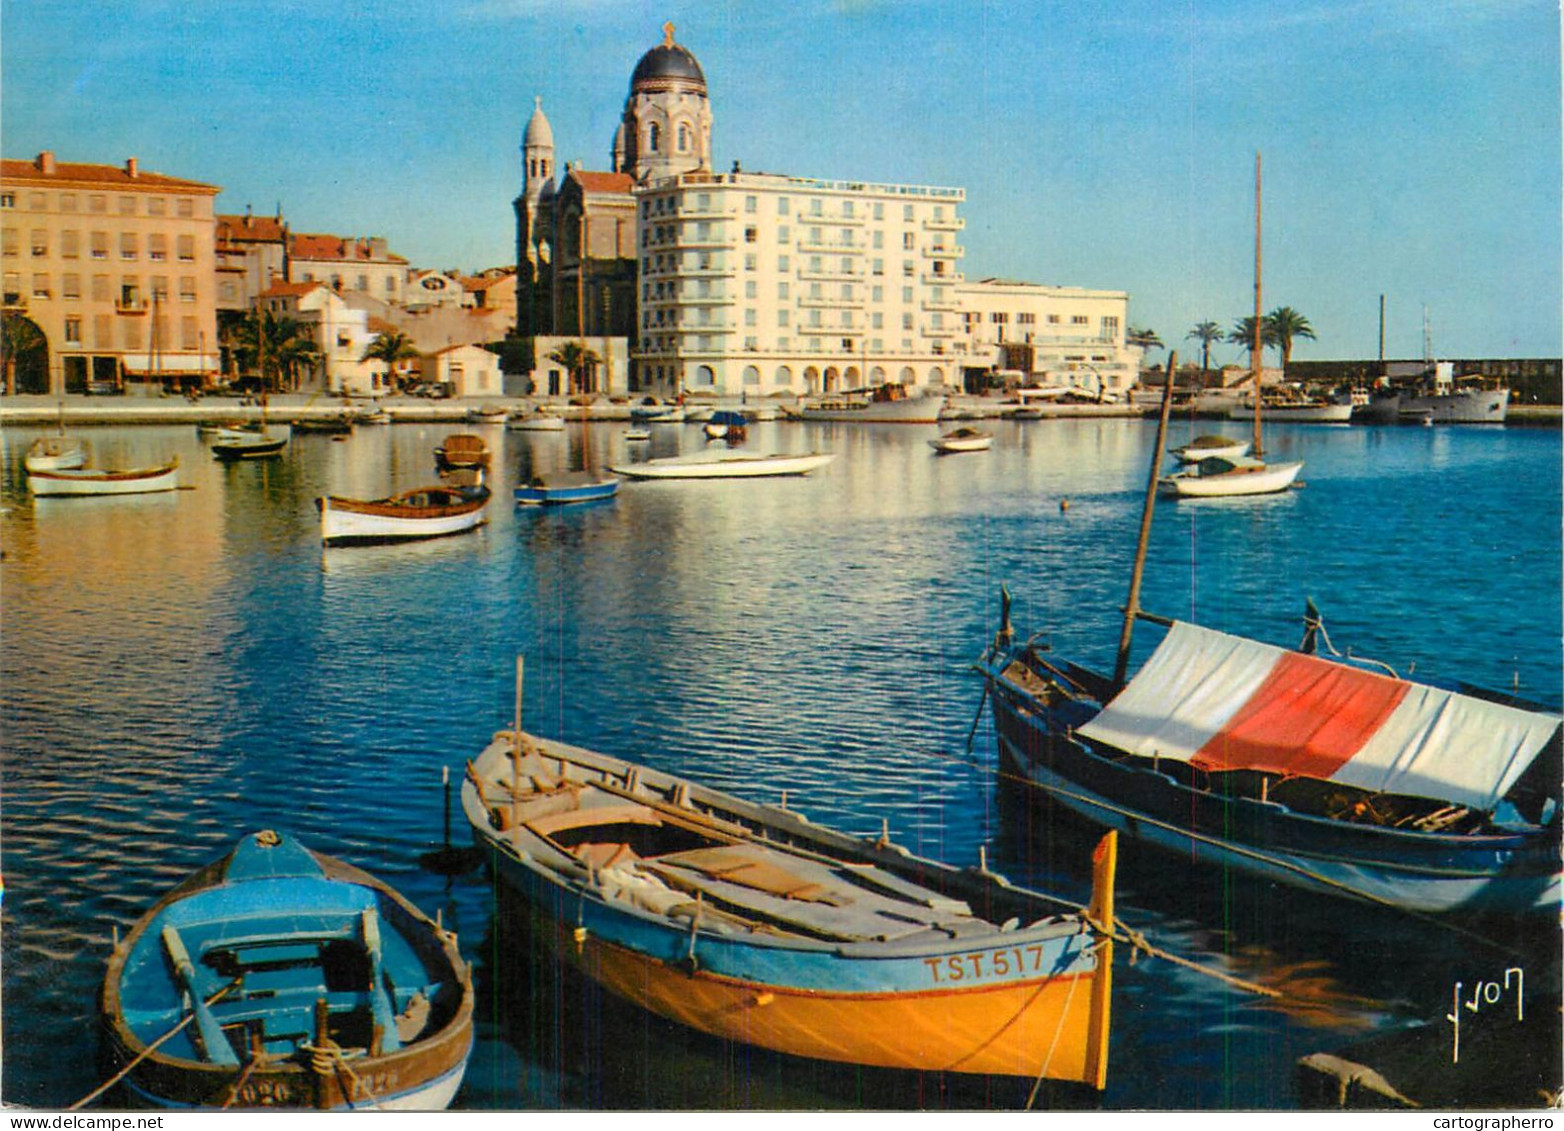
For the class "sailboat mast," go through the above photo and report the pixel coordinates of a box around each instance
[1114,350,1177,690]
[1251,151,1264,458]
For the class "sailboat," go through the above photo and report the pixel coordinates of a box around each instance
[1159,154,1302,499]
[514,358,619,505]
[25,402,87,472]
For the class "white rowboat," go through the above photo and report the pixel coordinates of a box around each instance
[1158,456,1303,498]
[29,459,179,496]
[609,451,834,480]
[24,435,88,472]
[318,484,490,544]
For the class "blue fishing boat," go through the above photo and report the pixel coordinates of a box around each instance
[702,410,748,443]
[463,720,1116,1084]
[99,830,473,1110]
[514,470,620,506]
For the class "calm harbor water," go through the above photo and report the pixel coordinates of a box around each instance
[1,414,1559,1110]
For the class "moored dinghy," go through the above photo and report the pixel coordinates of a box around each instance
[1158,454,1302,498]
[99,830,473,1110]
[608,451,834,479]
[24,433,88,472]
[930,426,993,453]
[1169,434,1249,463]
[29,459,179,497]
[318,481,490,544]
[463,722,1116,1083]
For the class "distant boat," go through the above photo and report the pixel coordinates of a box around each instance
[355,407,391,425]
[463,725,1117,1084]
[291,415,355,435]
[434,434,489,471]
[683,404,716,424]
[197,420,252,437]
[702,410,748,443]
[797,385,944,424]
[28,459,180,497]
[1158,454,1303,498]
[623,428,652,443]
[1227,396,1352,424]
[467,404,509,424]
[99,829,473,1109]
[609,451,834,480]
[1169,434,1250,463]
[318,482,491,544]
[1400,365,1510,423]
[507,408,565,432]
[929,426,993,453]
[629,397,685,423]
[514,470,620,507]
[24,434,87,472]
[212,428,288,460]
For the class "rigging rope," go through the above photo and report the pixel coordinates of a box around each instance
[69,979,241,1110]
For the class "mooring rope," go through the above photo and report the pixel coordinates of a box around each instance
[69,979,241,1110]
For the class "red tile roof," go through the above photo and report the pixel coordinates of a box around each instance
[1,155,218,193]
[289,232,408,264]
[216,214,287,243]
[569,170,634,195]
[261,281,325,299]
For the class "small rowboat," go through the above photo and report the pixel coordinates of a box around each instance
[467,404,509,424]
[291,416,355,436]
[514,471,619,506]
[702,411,748,443]
[28,459,179,497]
[99,830,473,1110]
[463,726,1116,1084]
[434,434,489,471]
[318,483,490,544]
[24,434,87,472]
[507,410,566,433]
[1169,434,1250,463]
[212,431,288,460]
[929,427,993,454]
[608,451,833,480]
[1157,455,1303,498]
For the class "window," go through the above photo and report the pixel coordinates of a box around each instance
[30,229,47,256]
[1071,315,1088,325]
[902,313,913,330]
[1100,315,1120,338]
[32,273,50,297]
[841,284,853,300]
[90,231,108,259]
[809,226,822,244]
[177,235,195,261]
[903,232,915,250]
[26,192,44,210]
[745,280,757,298]
[180,278,197,304]
[59,194,76,213]
[0,228,17,257]
[777,226,789,243]
[745,196,757,213]
[151,275,169,300]
[120,232,138,259]
[744,336,758,351]
[744,253,756,270]
[808,309,821,326]
[872,230,883,249]
[118,195,135,216]
[871,312,883,328]
[92,274,110,302]
[903,204,914,221]
[871,285,882,302]
[1018,312,1036,325]
[840,257,852,275]
[902,261,914,277]
[777,254,789,271]
[219,279,237,302]
[64,316,81,344]
[148,233,166,261]
[778,310,790,326]
[810,198,822,215]
[122,318,141,349]
[1047,314,1061,324]
[745,226,757,243]
[990,312,1008,323]
[745,309,756,326]
[93,313,111,346]
[386,276,397,293]
[177,198,193,218]
[62,272,80,298]
[649,123,661,151]
[147,197,166,216]
[357,274,369,291]
[0,193,13,208]
[841,338,854,351]
[181,316,199,350]
[778,281,789,299]
[902,286,913,302]
[809,282,822,298]
[872,258,883,276]
[678,124,691,151]
[777,197,789,215]
[89,195,106,213]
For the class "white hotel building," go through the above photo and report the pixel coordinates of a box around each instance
[633,171,966,398]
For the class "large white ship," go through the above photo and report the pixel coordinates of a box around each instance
[1399,361,1510,423]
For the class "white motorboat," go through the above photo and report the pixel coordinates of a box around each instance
[609,451,834,480]
[629,397,685,423]
[28,459,180,497]
[1158,455,1303,498]
[1226,398,1351,424]
[1169,434,1251,463]
[507,409,566,432]
[318,483,490,544]
[467,404,510,424]
[24,434,88,472]
[929,427,993,453]
[797,386,944,423]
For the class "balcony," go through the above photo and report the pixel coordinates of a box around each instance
[922,216,965,231]
[798,294,861,309]
[796,240,863,255]
[920,298,960,312]
[923,324,959,338]
[922,244,964,258]
[115,296,149,315]
[674,205,735,220]
[796,266,859,282]
[673,233,731,250]
[921,271,964,286]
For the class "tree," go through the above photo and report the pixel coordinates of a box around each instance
[1,311,47,396]
[1228,316,1279,368]
[272,323,322,391]
[1127,326,1163,355]
[1185,320,1224,375]
[232,309,323,392]
[547,339,602,396]
[360,329,421,393]
[1265,306,1316,375]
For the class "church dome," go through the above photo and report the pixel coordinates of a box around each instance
[630,23,705,91]
[523,97,554,148]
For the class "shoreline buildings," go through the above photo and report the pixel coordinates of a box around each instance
[515,23,1141,400]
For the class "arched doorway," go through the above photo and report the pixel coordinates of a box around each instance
[694,364,716,389]
[774,365,793,391]
[870,366,886,384]
[898,366,915,385]
[929,366,945,387]
[803,366,820,394]
[844,366,861,387]
[1,312,50,395]
[742,365,760,388]
[823,366,840,392]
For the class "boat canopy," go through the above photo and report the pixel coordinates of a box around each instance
[709,410,747,427]
[1078,621,1561,811]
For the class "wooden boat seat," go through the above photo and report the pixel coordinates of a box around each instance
[573,841,642,870]
[526,802,662,838]
[650,845,842,905]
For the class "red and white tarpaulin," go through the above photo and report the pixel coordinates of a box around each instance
[1079,621,1561,811]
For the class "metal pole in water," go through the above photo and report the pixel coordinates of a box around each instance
[442,765,451,850]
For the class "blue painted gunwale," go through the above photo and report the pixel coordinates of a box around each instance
[514,479,621,506]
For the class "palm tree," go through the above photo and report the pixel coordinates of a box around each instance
[1265,306,1316,376]
[1186,321,1223,376]
[272,323,322,391]
[361,330,421,393]
[231,309,322,392]
[1126,326,1163,354]
[547,339,602,396]
[1228,316,1279,366]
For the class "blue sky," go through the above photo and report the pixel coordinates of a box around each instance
[3,0,1558,361]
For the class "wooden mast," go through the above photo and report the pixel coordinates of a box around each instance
[1251,152,1264,458]
[1113,350,1177,690]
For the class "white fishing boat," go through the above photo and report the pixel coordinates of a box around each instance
[1227,397,1351,424]
[24,434,88,472]
[609,451,834,480]
[1158,455,1303,498]
[797,386,943,424]
[929,427,993,453]
[466,404,510,424]
[29,459,180,497]
[1400,363,1510,423]
[507,408,566,432]
[1169,435,1251,463]
[318,482,490,544]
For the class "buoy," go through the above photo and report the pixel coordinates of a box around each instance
[1060,498,1070,512]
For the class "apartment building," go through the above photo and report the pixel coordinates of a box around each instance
[954,279,1138,397]
[215,209,288,313]
[288,233,408,304]
[634,170,966,397]
[1,151,220,394]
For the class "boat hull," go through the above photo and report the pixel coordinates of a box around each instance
[100,832,473,1110]
[24,436,87,472]
[212,436,288,460]
[1400,387,1509,423]
[514,479,620,505]
[983,660,1560,916]
[319,489,489,544]
[28,462,179,496]
[799,395,944,424]
[464,733,1112,1083]
[1226,403,1352,423]
[1158,459,1302,497]
[507,417,566,432]
[609,452,834,479]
